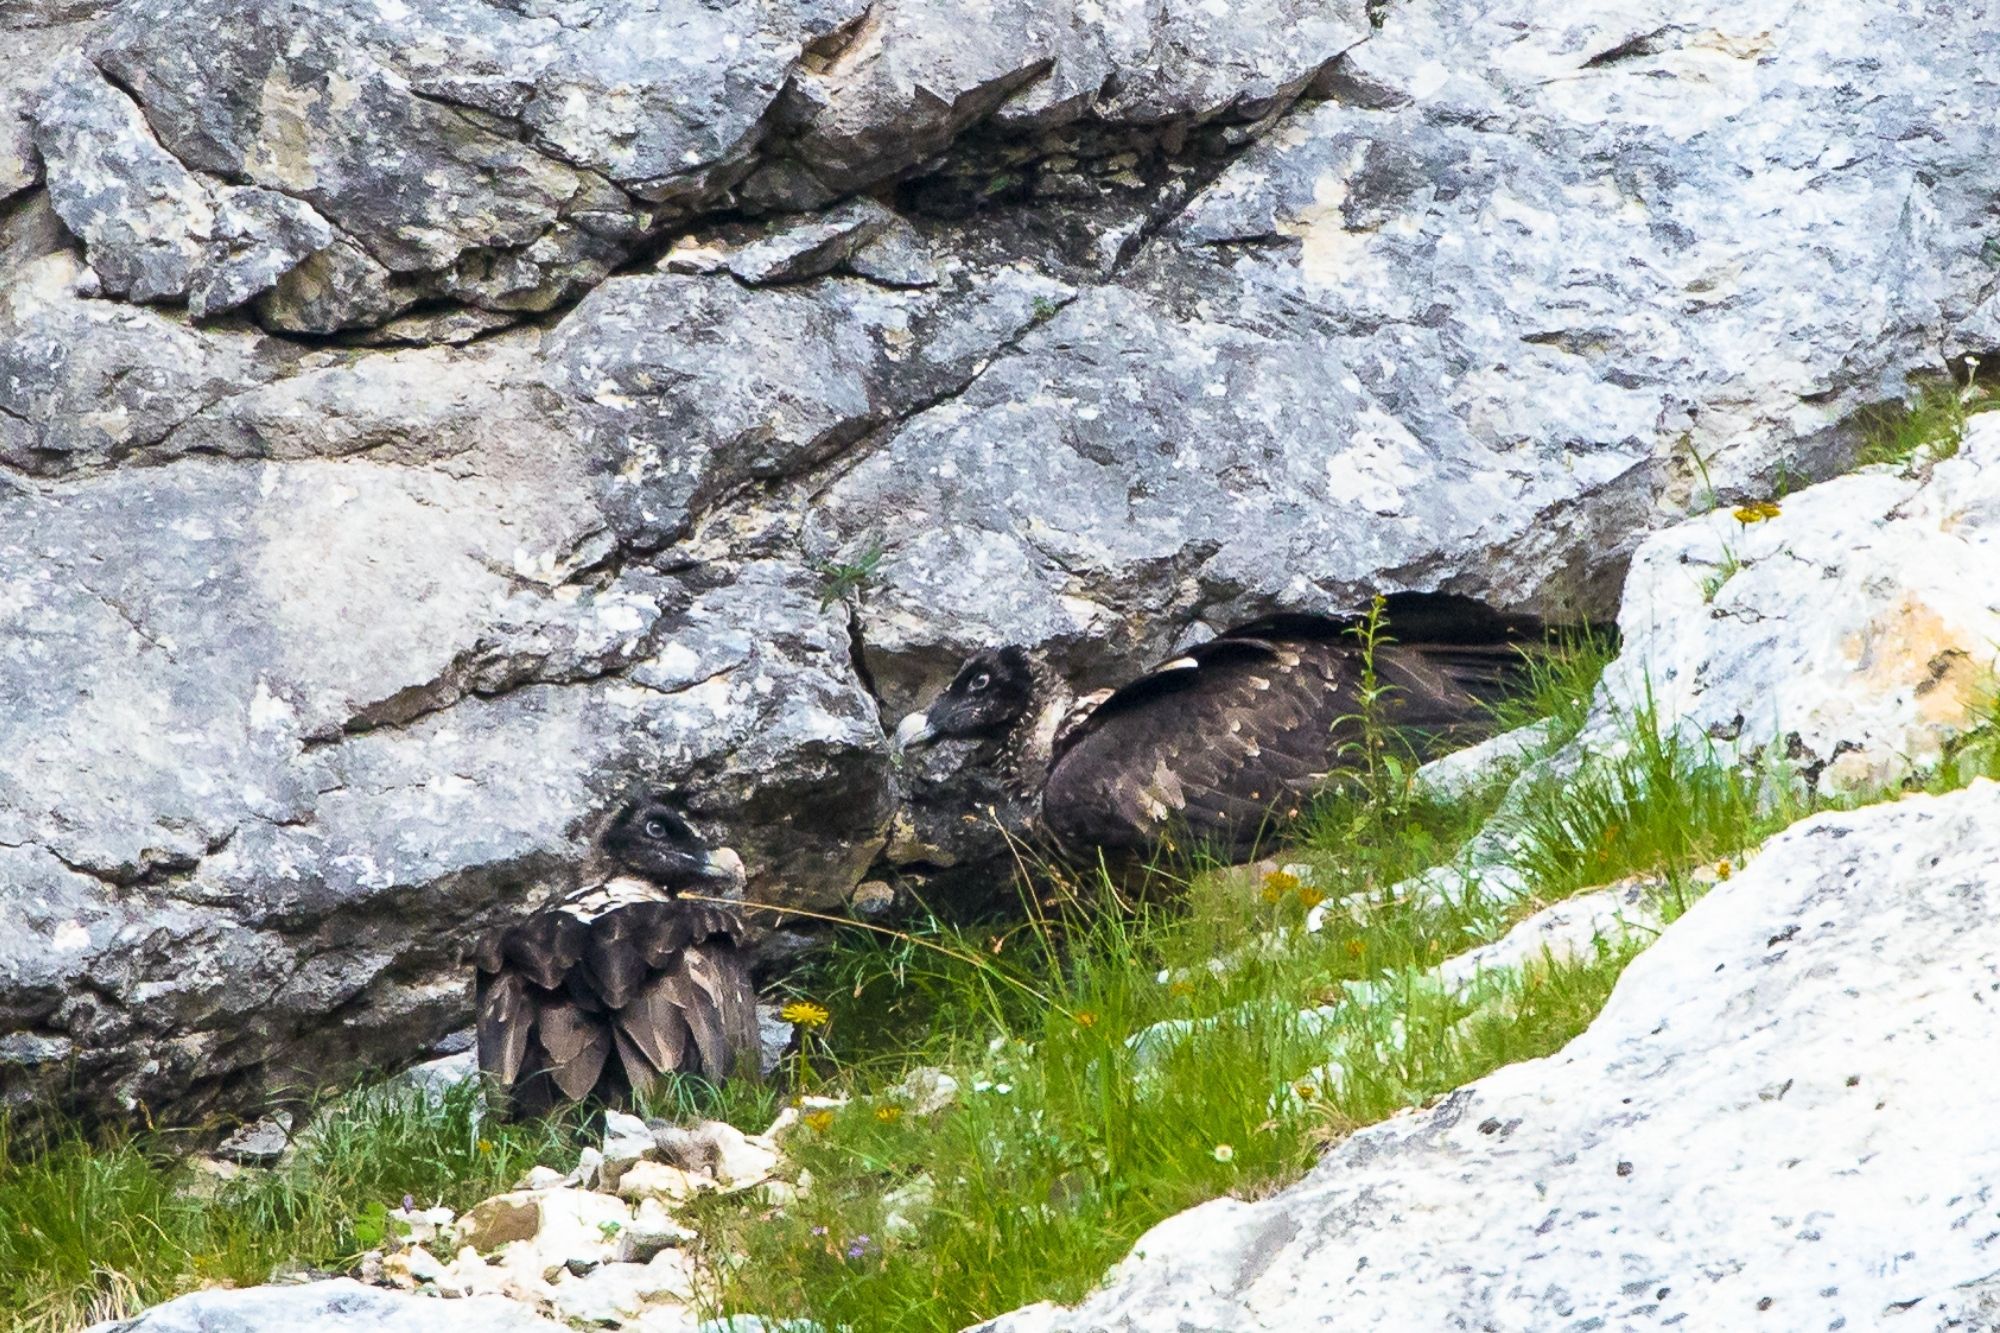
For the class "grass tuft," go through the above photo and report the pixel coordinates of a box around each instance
[0,1079,584,1332]
[1855,373,1993,471]
[1482,628,1616,745]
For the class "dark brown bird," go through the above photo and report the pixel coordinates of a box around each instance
[894,594,1543,857]
[472,794,760,1117]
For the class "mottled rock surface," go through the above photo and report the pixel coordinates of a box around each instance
[1584,415,2000,794]
[5,0,2000,1128]
[85,1278,570,1333]
[978,780,2000,1332]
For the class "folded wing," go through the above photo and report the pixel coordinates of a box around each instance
[1042,594,1544,854]
[475,894,758,1115]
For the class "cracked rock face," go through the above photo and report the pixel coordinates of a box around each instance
[5,0,2000,1130]
[25,0,1367,333]
[978,780,2000,1332]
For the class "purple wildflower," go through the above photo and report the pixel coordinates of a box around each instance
[810,1225,828,1237]
[846,1234,873,1260]
[402,1194,415,1212]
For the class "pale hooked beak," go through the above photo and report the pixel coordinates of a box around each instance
[703,846,747,890]
[893,711,937,750]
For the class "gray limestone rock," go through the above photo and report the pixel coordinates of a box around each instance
[85,1279,569,1333]
[544,264,1072,547]
[0,224,307,473]
[33,53,219,305]
[7,0,2000,1137]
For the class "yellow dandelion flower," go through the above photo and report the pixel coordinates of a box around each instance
[803,1109,835,1132]
[1297,887,1326,911]
[874,1105,902,1125]
[1732,500,1782,524]
[1262,869,1300,896]
[1344,939,1365,959]
[1074,1010,1098,1028]
[781,999,831,1029]
[477,1139,494,1154]
[1716,859,1733,880]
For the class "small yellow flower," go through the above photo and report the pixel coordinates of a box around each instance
[1291,1079,1320,1103]
[1262,869,1300,899]
[1297,887,1326,911]
[874,1105,902,1125]
[1074,1010,1098,1028]
[1211,1143,1235,1163]
[781,999,831,1029]
[1344,939,1365,960]
[1716,859,1733,880]
[477,1139,494,1154]
[1732,500,1782,524]
[803,1109,835,1132]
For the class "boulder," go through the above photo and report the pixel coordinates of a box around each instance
[542,265,1072,548]
[457,1187,632,1272]
[977,780,2000,1332]
[824,0,2000,704]
[1581,415,2000,793]
[84,1277,568,1333]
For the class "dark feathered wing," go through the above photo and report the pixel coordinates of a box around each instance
[1041,595,1541,854]
[475,893,758,1115]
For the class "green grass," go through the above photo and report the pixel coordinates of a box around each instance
[0,1079,584,1332]
[1502,708,1807,909]
[688,862,1635,1330]
[1855,376,1992,470]
[1482,627,1616,745]
[690,668,2000,1331]
[813,539,886,611]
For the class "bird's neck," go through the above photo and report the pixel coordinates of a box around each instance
[999,659,1072,798]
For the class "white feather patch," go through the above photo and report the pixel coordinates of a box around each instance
[555,875,671,923]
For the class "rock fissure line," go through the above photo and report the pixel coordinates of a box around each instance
[796,286,1085,518]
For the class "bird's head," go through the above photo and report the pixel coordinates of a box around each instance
[894,646,1037,751]
[599,792,746,893]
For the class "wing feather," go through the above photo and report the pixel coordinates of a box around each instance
[685,939,760,1081]
[585,921,650,1010]
[500,913,587,991]
[677,950,732,1078]
[537,1000,610,1102]
[475,968,535,1088]
[615,971,696,1080]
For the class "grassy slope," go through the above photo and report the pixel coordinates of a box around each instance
[5,605,1996,1333]
[686,647,1999,1330]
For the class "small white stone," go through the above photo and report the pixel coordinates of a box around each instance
[616,1160,708,1204]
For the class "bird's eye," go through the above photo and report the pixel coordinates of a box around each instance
[969,672,991,692]
[643,819,667,839]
